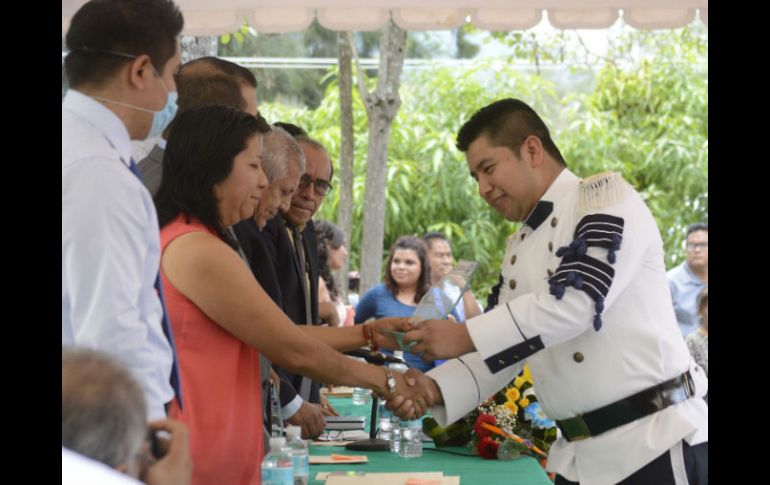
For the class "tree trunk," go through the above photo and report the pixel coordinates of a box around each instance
[337,32,355,302]
[356,19,407,294]
[180,35,218,64]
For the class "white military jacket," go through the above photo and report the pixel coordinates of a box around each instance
[428,169,708,485]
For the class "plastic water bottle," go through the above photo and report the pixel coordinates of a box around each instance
[285,426,309,485]
[388,352,409,453]
[377,400,393,441]
[351,357,372,405]
[399,419,424,458]
[261,437,293,485]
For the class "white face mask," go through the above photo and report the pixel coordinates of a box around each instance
[76,47,178,139]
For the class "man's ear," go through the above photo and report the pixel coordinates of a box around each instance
[127,54,154,90]
[523,135,544,167]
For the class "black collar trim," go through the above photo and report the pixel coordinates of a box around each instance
[524,201,554,230]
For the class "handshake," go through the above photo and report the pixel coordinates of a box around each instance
[369,316,477,419]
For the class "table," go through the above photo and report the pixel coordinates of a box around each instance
[309,396,552,485]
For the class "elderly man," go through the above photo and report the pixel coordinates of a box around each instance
[62,0,184,421]
[667,223,708,337]
[62,347,191,485]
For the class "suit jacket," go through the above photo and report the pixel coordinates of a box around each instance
[261,214,322,403]
[137,144,164,197]
[232,217,302,410]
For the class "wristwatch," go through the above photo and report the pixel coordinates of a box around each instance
[384,367,397,398]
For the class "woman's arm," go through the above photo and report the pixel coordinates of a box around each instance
[162,232,409,397]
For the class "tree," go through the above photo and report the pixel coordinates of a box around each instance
[353,19,407,294]
[336,32,355,300]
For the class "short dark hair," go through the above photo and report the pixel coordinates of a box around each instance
[65,0,183,88]
[697,286,708,317]
[686,223,708,237]
[314,220,346,301]
[176,75,245,113]
[422,231,450,251]
[456,98,566,166]
[384,236,431,304]
[273,122,307,138]
[155,105,271,246]
[296,135,335,181]
[177,56,257,88]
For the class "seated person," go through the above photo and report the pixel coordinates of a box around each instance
[62,347,191,485]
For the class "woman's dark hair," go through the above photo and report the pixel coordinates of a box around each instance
[155,104,270,247]
[697,287,708,322]
[314,220,346,301]
[384,236,431,304]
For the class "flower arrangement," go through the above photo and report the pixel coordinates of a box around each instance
[423,366,558,463]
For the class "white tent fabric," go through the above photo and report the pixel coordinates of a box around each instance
[62,0,707,36]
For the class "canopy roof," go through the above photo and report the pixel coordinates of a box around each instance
[62,0,707,36]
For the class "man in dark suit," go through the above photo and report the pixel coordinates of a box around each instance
[260,134,340,419]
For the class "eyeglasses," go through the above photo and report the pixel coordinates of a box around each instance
[297,174,333,196]
[686,242,708,250]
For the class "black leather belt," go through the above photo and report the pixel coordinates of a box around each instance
[556,371,695,442]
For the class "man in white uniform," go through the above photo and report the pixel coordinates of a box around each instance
[389,98,708,484]
[62,0,184,421]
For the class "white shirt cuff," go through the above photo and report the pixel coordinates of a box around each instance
[282,395,303,419]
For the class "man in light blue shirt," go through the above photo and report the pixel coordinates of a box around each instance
[62,0,184,421]
[667,223,708,337]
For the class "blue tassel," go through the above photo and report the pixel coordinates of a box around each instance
[595,297,605,313]
[575,239,588,257]
[593,314,603,331]
[611,234,622,250]
[550,283,566,300]
[574,274,584,289]
[607,250,616,264]
[565,271,576,284]
[555,246,568,257]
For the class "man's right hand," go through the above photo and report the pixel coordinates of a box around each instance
[140,419,192,485]
[385,368,443,420]
[286,401,326,439]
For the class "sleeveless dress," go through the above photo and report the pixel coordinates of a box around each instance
[161,215,264,485]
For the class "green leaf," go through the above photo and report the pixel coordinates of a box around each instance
[220,34,231,45]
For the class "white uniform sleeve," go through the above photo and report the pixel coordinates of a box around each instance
[467,191,651,382]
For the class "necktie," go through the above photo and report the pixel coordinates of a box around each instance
[128,158,183,409]
[289,224,314,401]
[290,225,313,326]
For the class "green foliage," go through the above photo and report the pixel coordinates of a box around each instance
[260,26,707,299]
[558,26,708,268]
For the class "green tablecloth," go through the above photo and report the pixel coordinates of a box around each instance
[309,396,552,485]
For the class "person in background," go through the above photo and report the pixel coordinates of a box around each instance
[355,236,458,372]
[62,0,184,421]
[686,287,708,377]
[155,105,430,484]
[347,271,361,307]
[315,220,354,326]
[62,347,191,485]
[667,223,708,337]
[422,231,482,321]
[137,56,259,196]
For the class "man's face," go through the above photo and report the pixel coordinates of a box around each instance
[283,142,332,226]
[427,239,453,281]
[254,161,302,229]
[241,84,258,117]
[466,134,540,222]
[685,230,708,269]
[139,41,181,139]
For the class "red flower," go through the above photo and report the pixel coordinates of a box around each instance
[473,413,497,438]
[477,436,500,459]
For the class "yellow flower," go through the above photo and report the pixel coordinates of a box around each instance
[523,365,534,384]
[513,376,525,388]
[519,398,530,408]
[506,387,521,402]
[504,401,519,414]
